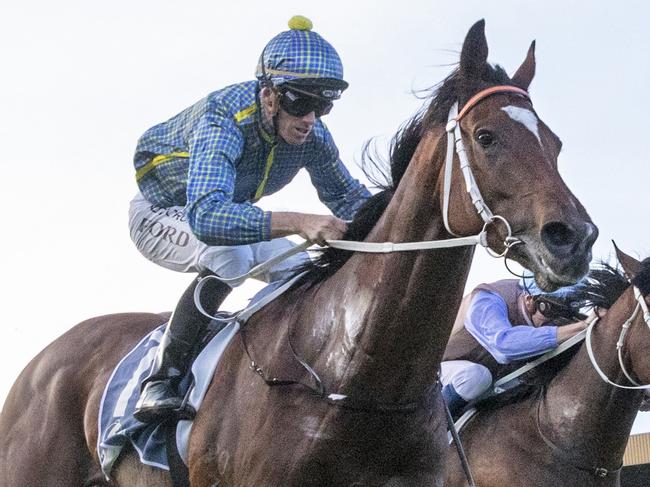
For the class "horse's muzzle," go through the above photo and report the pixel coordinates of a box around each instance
[536,220,598,289]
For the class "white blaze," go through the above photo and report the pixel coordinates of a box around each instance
[501,106,542,145]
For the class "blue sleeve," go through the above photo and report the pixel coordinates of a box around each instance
[465,290,558,364]
[305,126,371,220]
[186,113,271,245]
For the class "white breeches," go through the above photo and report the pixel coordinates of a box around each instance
[128,193,309,286]
[440,360,493,401]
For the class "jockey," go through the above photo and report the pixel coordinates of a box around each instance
[128,15,371,422]
[440,277,588,417]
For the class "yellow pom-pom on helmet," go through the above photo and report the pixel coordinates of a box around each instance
[288,15,313,31]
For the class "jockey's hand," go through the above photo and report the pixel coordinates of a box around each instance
[271,212,348,246]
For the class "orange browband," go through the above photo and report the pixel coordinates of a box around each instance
[456,85,530,121]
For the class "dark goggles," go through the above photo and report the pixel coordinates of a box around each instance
[278,87,335,118]
[533,296,586,321]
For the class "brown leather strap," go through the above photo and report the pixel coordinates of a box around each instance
[456,85,530,121]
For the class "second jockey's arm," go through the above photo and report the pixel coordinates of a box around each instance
[271,212,348,246]
[466,291,557,364]
[555,320,588,344]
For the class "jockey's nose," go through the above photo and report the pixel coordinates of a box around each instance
[301,111,316,123]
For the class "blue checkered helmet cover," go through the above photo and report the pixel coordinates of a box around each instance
[255,17,345,87]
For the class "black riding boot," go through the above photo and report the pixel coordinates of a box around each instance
[442,383,468,420]
[133,270,231,423]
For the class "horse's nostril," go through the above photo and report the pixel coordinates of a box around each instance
[541,221,578,253]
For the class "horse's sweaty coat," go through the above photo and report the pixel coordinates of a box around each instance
[0,21,598,487]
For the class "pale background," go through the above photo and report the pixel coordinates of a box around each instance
[1,1,649,434]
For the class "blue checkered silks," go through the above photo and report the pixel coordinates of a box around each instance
[134,81,370,246]
[133,17,369,246]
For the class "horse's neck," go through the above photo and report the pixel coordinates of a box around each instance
[542,291,643,465]
[307,129,474,401]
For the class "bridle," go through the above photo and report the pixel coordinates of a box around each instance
[443,86,527,242]
[586,284,650,390]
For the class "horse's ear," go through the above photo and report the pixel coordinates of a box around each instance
[460,20,489,80]
[512,41,536,90]
[613,240,641,280]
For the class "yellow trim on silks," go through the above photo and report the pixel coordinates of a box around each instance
[254,144,277,200]
[234,103,258,123]
[136,151,190,181]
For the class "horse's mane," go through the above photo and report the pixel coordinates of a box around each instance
[291,63,514,288]
[478,262,631,410]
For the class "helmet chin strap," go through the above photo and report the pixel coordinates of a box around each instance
[257,87,280,139]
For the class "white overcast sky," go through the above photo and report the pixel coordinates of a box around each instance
[1,1,649,433]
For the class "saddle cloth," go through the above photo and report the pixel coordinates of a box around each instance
[97,319,239,476]
[97,272,306,478]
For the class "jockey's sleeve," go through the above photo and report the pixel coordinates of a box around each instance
[186,114,271,245]
[465,290,558,364]
[304,127,371,220]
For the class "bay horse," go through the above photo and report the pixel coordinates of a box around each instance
[444,247,650,487]
[0,21,597,486]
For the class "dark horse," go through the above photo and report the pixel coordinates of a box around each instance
[445,247,650,487]
[0,21,597,486]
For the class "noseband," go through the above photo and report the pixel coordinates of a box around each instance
[585,285,650,389]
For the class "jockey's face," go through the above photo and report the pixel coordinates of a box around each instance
[531,308,548,327]
[525,294,552,327]
[275,106,315,145]
[260,87,315,145]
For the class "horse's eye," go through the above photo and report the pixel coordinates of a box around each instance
[476,130,494,148]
